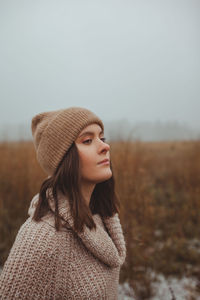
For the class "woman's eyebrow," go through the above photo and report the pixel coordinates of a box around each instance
[78,130,104,138]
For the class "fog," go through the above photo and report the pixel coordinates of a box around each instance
[0,0,199,141]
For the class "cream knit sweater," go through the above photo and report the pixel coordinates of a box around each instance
[0,189,127,299]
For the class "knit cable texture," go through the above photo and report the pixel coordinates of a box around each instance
[0,190,127,300]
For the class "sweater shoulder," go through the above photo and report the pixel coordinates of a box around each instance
[13,216,72,261]
[16,215,72,249]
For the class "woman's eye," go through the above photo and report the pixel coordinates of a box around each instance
[83,139,92,144]
[83,137,106,144]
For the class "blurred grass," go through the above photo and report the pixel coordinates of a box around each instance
[0,139,200,299]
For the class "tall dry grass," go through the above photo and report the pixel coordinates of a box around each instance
[0,139,200,299]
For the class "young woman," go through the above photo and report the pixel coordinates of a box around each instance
[0,107,127,300]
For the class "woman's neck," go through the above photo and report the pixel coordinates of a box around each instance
[80,181,96,207]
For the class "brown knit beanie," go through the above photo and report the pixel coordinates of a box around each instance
[31,107,104,175]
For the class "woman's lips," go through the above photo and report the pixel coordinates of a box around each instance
[98,159,110,165]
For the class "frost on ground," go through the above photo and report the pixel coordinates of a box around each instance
[119,272,200,300]
[151,273,199,300]
[118,282,136,299]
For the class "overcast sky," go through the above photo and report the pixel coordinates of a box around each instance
[0,0,199,132]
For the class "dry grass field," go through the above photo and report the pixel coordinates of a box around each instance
[0,139,200,299]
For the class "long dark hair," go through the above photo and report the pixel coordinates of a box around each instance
[32,142,120,233]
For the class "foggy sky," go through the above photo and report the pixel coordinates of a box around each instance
[0,0,199,131]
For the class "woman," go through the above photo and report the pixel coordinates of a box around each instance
[0,107,127,299]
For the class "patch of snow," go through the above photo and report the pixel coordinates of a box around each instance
[118,269,200,300]
[150,272,199,300]
[118,282,136,299]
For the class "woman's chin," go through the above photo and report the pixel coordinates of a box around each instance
[97,170,113,183]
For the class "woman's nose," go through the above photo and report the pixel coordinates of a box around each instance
[99,139,110,152]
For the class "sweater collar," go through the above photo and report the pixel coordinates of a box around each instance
[28,188,126,268]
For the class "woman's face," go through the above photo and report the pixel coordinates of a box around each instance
[75,123,112,184]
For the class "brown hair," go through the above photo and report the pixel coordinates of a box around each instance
[32,142,120,233]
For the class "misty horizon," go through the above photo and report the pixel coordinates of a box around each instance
[1,119,200,142]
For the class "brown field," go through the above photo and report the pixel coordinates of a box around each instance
[0,139,200,299]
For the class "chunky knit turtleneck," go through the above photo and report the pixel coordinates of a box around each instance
[0,189,127,299]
